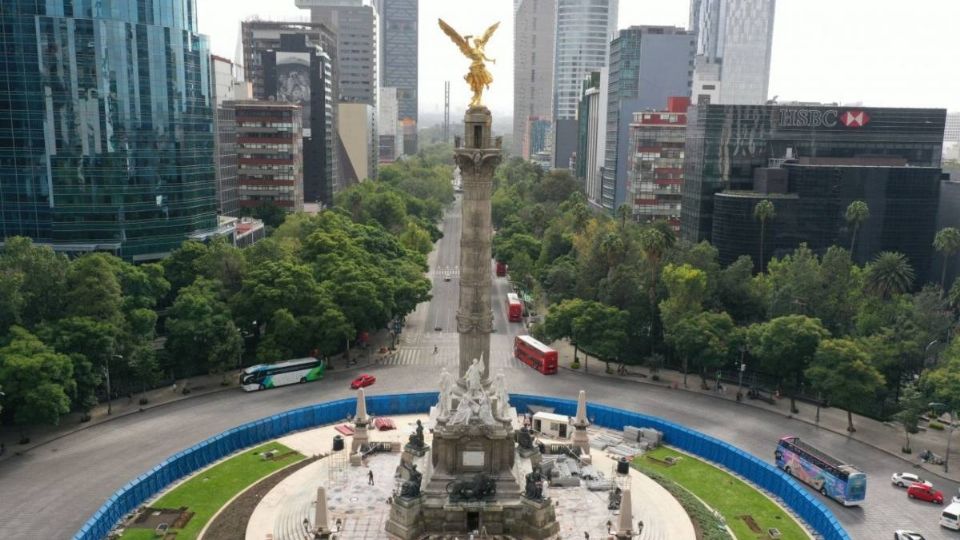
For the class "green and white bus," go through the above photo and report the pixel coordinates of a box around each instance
[240,357,326,391]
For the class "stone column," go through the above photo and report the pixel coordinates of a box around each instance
[351,388,371,456]
[615,488,634,539]
[454,106,502,378]
[315,486,330,535]
[571,390,591,456]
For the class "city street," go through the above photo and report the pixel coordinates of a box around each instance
[0,197,955,539]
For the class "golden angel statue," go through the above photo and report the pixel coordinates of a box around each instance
[438,19,500,108]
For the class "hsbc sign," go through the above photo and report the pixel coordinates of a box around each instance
[777,108,871,128]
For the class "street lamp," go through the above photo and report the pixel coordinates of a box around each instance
[104,354,122,415]
[736,354,747,402]
[929,402,955,473]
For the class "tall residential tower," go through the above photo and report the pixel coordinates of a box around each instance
[512,0,556,159]
[552,0,619,170]
[379,0,419,154]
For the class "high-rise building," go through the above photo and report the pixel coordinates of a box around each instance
[689,0,776,105]
[552,0,618,169]
[241,21,338,102]
[211,56,251,217]
[681,104,947,244]
[230,101,305,213]
[379,0,419,154]
[0,0,218,260]
[576,71,602,198]
[296,0,380,182]
[262,33,339,206]
[626,97,690,231]
[339,103,377,182]
[599,26,694,212]
[945,112,960,161]
[513,0,556,159]
[379,87,404,163]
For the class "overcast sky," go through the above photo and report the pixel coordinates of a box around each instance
[198,0,960,122]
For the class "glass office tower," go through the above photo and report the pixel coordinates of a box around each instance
[0,0,217,260]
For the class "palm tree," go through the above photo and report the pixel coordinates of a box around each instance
[864,251,915,299]
[844,200,870,255]
[616,204,632,231]
[753,199,776,273]
[639,227,669,348]
[934,227,960,294]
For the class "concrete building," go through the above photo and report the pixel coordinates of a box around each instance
[689,0,776,105]
[681,104,946,245]
[261,33,339,206]
[513,0,556,159]
[552,0,618,170]
[599,26,694,212]
[339,103,377,182]
[211,55,251,217]
[945,112,960,161]
[576,71,603,203]
[230,101,304,213]
[379,0,419,154]
[379,87,404,163]
[626,97,690,231]
[0,0,218,261]
[241,21,338,102]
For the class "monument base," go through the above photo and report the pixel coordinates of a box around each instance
[519,497,561,539]
[385,496,425,540]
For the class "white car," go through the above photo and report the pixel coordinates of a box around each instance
[894,530,925,540]
[891,472,932,488]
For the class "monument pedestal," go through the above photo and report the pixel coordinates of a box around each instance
[385,496,424,540]
[520,498,561,539]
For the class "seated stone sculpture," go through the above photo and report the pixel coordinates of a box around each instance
[407,419,425,449]
[517,425,534,450]
[524,466,544,500]
[400,464,423,498]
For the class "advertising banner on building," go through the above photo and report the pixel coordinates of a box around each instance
[275,52,311,137]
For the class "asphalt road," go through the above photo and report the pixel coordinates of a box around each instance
[0,196,954,539]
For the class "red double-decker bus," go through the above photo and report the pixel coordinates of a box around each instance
[507,293,523,322]
[514,335,558,375]
[495,260,507,277]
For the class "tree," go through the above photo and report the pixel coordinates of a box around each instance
[844,200,870,254]
[542,299,587,367]
[37,317,115,412]
[0,237,69,327]
[616,204,632,231]
[934,227,960,294]
[535,169,579,203]
[665,311,734,387]
[864,252,915,299]
[571,302,629,373]
[748,315,829,414]
[716,256,767,324]
[0,327,75,431]
[658,263,707,330]
[239,202,287,229]
[894,382,925,453]
[753,199,776,273]
[166,279,243,377]
[399,221,434,255]
[806,338,884,432]
[922,345,960,414]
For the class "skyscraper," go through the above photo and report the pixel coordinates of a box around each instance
[379,0,419,154]
[552,0,619,169]
[690,0,776,105]
[513,0,555,159]
[599,26,694,212]
[1,0,218,260]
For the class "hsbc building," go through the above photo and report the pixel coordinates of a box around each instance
[681,104,947,244]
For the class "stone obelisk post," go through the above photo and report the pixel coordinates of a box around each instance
[454,107,502,378]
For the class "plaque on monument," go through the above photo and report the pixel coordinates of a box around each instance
[462,450,485,467]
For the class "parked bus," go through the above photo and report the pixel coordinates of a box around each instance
[507,293,523,322]
[495,260,507,277]
[775,436,867,506]
[240,357,326,391]
[514,335,558,375]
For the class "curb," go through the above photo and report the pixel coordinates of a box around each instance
[558,364,960,485]
[1,359,378,460]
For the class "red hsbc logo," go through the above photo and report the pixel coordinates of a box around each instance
[840,110,870,128]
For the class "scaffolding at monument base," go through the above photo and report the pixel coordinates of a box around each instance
[327,448,348,487]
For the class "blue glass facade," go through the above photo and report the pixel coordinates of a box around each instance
[0,0,217,260]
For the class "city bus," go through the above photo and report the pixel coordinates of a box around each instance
[507,293,523,322]
[775,436,867,506]
[495,260,507,277]
[514,335,558,375]
[240,357,326,391]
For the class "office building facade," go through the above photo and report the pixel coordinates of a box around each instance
[379,87,403,163]
[513,0,556,159]
[339,103,377,183]
[1,0,218,260]
[711,162,943,275]
[552,0,618,169]
[599,26,694,211]
[576,71,603,204]
[681,104,947,244]
[262,33,339,206]
[241,21,338,102]
[689,0,776,105]
[379,0,419,154]
[626,97,689,231]
[211,55,251,217]
[231,101,304,212]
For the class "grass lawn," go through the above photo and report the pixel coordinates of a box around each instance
[634,447,810,540]
[120,442,303,540]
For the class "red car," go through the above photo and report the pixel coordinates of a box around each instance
[907,482,944,504]
[350,374,376,389]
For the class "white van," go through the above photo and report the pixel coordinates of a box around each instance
[940,502,960,530]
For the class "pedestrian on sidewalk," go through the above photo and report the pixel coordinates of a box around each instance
[434,345,439,355]
[368,470,374,485]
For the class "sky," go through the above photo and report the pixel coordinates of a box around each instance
[198,0,960,124]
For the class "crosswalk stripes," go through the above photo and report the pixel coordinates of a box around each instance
[376,346,526,372]
[431,265,460,279]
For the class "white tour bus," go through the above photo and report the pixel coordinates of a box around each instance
[240,357,326,391]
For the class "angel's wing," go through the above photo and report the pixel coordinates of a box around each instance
[438,19,473,57]
[475,22,500,48]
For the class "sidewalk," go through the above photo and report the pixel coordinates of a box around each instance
[0,328,394,462]
[549,339,960,484]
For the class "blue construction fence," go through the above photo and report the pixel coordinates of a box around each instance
[74,392,849,540]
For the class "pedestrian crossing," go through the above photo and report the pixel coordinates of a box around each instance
[432,265,460,279]
[377,346,526,372]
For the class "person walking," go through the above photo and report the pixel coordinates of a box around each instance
[368,470,375,486]
[433,345,439,355]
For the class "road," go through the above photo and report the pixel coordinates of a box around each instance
[0,195,953,539]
